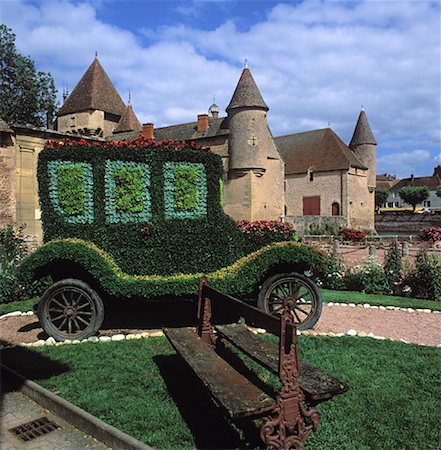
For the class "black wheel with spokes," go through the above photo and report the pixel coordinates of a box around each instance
[38,279,104,341]
[257,273,322,330]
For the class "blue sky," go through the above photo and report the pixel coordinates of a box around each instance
[2,0,440,178]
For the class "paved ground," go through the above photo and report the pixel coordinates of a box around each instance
[1,377,108,450]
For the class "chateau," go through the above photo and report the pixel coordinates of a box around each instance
[1,57,377,242]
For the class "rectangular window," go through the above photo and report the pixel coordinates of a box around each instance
[303,196,320,216]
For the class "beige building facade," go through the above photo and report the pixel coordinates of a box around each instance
[1,59,377,244]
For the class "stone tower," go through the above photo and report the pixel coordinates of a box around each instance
[56,57,126,137]
[223,67,284,221]
[349,108,377,191]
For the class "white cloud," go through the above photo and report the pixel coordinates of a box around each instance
[2,0,440,177]
[377,149,431,178]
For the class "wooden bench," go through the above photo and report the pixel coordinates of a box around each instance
[164,277,348,449]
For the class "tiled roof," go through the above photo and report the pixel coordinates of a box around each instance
[376,179,401,189]
[57,58,126,117]
[391,175,441,191]
[113,105,142,133]
[275,128,367,175]
[226,68,268,112]
[349,110,376,148]
[0,118,13,133]
[109,117,229,142]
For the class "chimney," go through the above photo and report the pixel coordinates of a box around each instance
[142,123,154,139]
[197,114,209,133]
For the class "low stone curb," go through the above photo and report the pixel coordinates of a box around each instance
[323,302,440,314]
[247,326,441,348]
[1,308,439,349]
[1,363,153,450]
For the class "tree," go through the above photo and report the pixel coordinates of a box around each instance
[375,188,389,211]
[0,25,57,128]
[398,186,430,212]
[436,185,441,199]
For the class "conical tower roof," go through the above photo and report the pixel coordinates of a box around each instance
[57,58,126,117]
[226,68,268,112]
[349,109,377,149]
[113,105,142,134]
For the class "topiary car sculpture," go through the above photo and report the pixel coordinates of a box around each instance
[19,137,328,341]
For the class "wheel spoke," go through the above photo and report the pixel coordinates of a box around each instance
[77,302,91,310]
[72,317,81,331]
[72,293,84,306]
[292,309,302,323]
[76,315,90,326]
[80,311,93,316]
[58,317,67,331]
[51,298,65,309]
[68,318,72,334]
[290,281,300,299]
[49,306,64,313]
[51,313,66,321]
[295,305,311,316]
[61,292,71,306]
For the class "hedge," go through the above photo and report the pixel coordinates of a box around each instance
[18,239,327,299]
[38,139,244,276]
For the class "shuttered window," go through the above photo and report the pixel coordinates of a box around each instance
[303,196,320,216]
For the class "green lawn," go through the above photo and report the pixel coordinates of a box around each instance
[0,298,39,315]
[321,289,441,311]
[3,337,440,449]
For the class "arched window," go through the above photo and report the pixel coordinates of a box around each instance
[332,202,340,216]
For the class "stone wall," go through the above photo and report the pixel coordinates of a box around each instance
[375,211,441,233]
[347,167,374,229]
[285,170,346,219]
[286,215,346,236]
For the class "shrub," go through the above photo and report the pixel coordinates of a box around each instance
[38,139,244,276]
[405,251,441,301]
[346,256,391,294]
[383,241,403,290]
[338,227,368,241]
[321,254,347,290]
[238,220,295,253]
[305,222,339,236]
[0,224,28,303]
[419,227,441,242]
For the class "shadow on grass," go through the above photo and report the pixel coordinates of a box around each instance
[154,353,262,450]
[1,339,70,396]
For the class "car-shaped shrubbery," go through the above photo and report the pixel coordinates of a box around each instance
[19,137,327,341]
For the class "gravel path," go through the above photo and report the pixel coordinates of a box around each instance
[1,305,440,347]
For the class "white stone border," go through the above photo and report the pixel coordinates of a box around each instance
[1,307,439,349]
[246,326,441,348]
[324,302,440,314]
[0,310,36,319]
[1,330,165,349]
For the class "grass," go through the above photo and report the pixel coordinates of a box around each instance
[3,336,440,449]
[321,289,441,311]
[0,298,39,315]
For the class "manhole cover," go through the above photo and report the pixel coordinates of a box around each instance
[9,416,59,442]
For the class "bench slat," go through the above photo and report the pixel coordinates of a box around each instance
[164,327,276,420]
[215,323,349,402]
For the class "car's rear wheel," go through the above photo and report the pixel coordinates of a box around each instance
[257,273,322,330]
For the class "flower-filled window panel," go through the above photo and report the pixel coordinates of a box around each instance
[105,161,151,223]
[48,161,94,224]
[164,162,207,219]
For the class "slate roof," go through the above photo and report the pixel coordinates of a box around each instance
[349,110,376,149]
[0,118,13,133]
[390,175,441,191]
[57,58,126,117]
[109,117,229,142]
[275,128,367,175]
[113,105,142,134]
[226,68,268,112]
